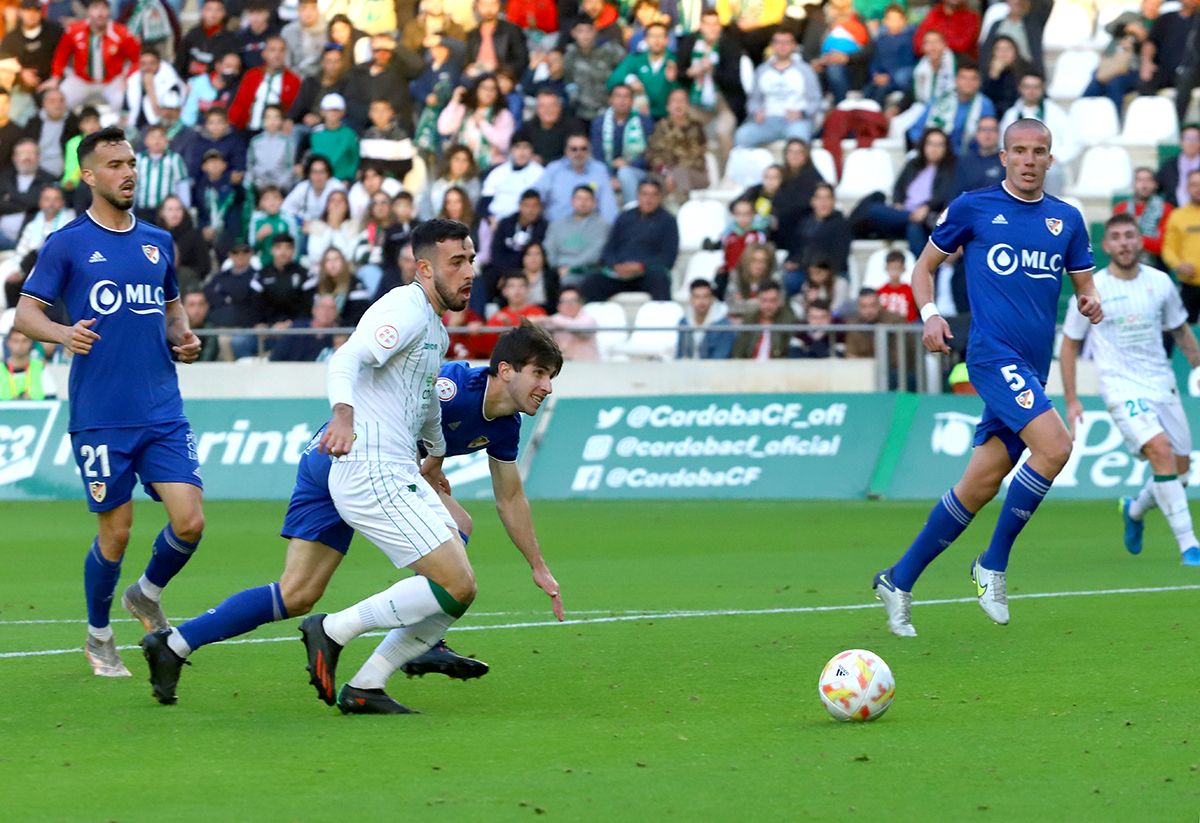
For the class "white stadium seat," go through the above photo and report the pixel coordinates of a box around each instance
[583,301,631,361]
[1041,1,1095,50]
[1047,49,1100,100]
[611,301,686,360]
[683,250,725,286]
[1068,145,1133,198]
[836,147,895,201]
[861,247,916,290]
[1118,95,1180,145]
[1057,195,1088,223]
[723,146,776,188]
[1068,97,1120,146]
[810,146,838,184]
[979,2,1010,43]
[676,198,730,252]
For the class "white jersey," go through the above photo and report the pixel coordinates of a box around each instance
[1062,265,1186,402]
[326,282,449,464]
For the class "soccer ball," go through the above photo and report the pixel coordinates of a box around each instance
[818,649,896,722]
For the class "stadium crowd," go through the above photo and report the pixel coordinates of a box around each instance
[0,0,1198,381]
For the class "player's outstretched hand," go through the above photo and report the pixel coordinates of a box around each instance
[172,330,202,364]
[922,315,952,354]
[1077,294,1104,324]
[1066,398,1084,439]
[65,318,100,355]
[320,407,355,457]
[532,565,564,621]
[421,455,451,494]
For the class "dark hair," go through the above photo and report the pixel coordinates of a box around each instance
[610,82,632,96]
[392,190,414,204]
[689,278,715,292]
[205,105,229,121]
[645,21,669,35]
[141,46,161,59]
[488,318,564,378]
[885,250,906,266]
[438,185,475,225]
[262,103,284,117]
[1105,212,1140,233]
[572,184,596,197]
[257,184,283,199]
[77,126,130,168]
[883,3,905,15]
[411,218,471,262]
[78,105,101,121]
[637,177,663,194]
[808,258,833,271]
[956,60,979,74]
[858,287,878,298]
[916,127,953,168]
[813,182,835,198]
[144,123,167,136]
[730,196,755,212]
[272,233,296,246]
[304,155,332,177]
[559,285,583,299]
[464,73,500,115]
[758,280,784,296]
[807,298,832,313]
[519,188,541,202]
[437,143,479,181]
[501,270,529,286]
[1134,165,1156,178]
[1018,70,1045,84]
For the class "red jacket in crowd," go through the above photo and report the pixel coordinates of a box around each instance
[228,66,302,130]
[51,21,141,83]
[913,3,981,59]
[506,0,559,33]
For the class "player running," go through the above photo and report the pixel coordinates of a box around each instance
[872,119,1103,636]
[14,126,205,676]
[139,321,564,705]
[1060,212,1200,566]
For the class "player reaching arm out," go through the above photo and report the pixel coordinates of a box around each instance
[165,297,202,363]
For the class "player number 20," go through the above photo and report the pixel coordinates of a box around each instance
[1001,364,1026,392]
[80,444,111,478]
[1125,399,1150,418]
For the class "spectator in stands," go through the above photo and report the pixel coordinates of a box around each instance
[843,287,905,358]
[952,114,1002,193]
[1158,125,1200,207]
[401,0,468,57]
[865,5,917,106]
[517,89,585,166]
[783,182,851,289]
[772,138,826,240]
[482,188,548,309]
[381,192,419,269]
[178,0,237,80]
[624,0,674,56]
[731,281,796,360]
[352,191,395,287]
[912,29,955,107]
[420,144,481,219]
[580,0,624,46]
[181,289,220,362]
[157,91,198,163]
[591,83,654,207]
[719,198,767,278]
[676,10,744,164]
[796,259,850,317]
[564,17,629,125]
[479,133,544,225]
[981,35,1029,115]
[248,185,301,266]
[0,92,23,179]
[133,125,190,223]
[374,240,419,299]
[789,299,839,359]
[246,105,296,192]
[544,184,610,286]
[809,0,871,103]
[281,0,325,79]
[0,182,71,304]
[1163,169,1200,321]
[252,234,312,327]
[306,189,359,273]
[237,0,280,71]
[125,48,187,131]
[345,0,400,37]
[676,278,734,360]
[343,33,422,132]
[715,0,785,63]
[195,148,246,259]
[270,294,342,362]
[0,140,52,251]
[348,164,403,224]
[229,36,302,135]
[2,0,64,119]
[513,242,558,311]
[24,88,76,180]
[739,163,784,234]
[465,0,528,78]
[521,46,569,104]
[735,29,821,147]
[204,243,260,358]
[445,304,491,359]
[283,156,346,234]
[182,50,242,128]
[158,195,209,291]
[60,104,99,203]
[1,326,56,399]
[979,0,1049,74]
[606,22,678,120]
[908,62,994,155]
[876,250,917,321]
[437,184,476,230]
[584,178,676,302]
[328,15,371,73]
[1171,21,1200,125]
[290,46,351,130]
[1115,167,1173,268]
[545,286,599,361]
[316,247,371,326]
[486,272,549,353]
[1082,0,1155,116]
[114,0,179,61]
[437,73,515,174]
[913,0,980,61]
[722,241,777,310]
[856,127,956,256]
[358,99,415,183]
[49,0,140,110]
[644,87,710,202]
[999,71,1078,166]
[537,132,619,223]
[295,93,360,183]
[1140,0,1197,97]
[186,107,246,184]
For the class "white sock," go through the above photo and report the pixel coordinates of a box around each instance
[348,613,456,690]
[1130,479,1157,520]
[1150,476,1199,552]
[166,628,192,658]
[88,624,113,642]
[322,576,444,646]
[138,574,164,602]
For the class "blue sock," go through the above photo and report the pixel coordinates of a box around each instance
[144,524,201,589]
[84,539,122,629]
[980,464,1050,572]
[459,530,470,546]
[891,490,975,591]
[177,582,287,652]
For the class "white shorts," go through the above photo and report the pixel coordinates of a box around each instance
[1106,393,1193,457]
[329,460,454,568]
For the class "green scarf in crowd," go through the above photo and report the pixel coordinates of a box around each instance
[602,109,647,166]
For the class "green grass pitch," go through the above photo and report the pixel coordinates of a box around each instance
[1,499,1198,820]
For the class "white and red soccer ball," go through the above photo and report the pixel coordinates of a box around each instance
[818,649,896,722]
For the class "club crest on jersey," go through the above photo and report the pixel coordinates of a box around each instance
[374,324,399,349]
[142,244,160,264]
[436,376,457,401]
[1015,389,1034,409]
[468,436,490,449]
[88,481,106,503]
[1045,218,1063,236]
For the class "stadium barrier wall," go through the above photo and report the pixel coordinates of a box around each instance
[3,391,1195,502]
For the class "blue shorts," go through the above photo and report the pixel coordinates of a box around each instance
[970,358,1054,465]
[280,430,355,555]
[70,419,203,513]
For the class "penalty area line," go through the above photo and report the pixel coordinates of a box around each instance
[2,583,1198,661]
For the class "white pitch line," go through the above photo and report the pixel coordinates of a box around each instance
[0,609,634,627]
[2,583,1198,661]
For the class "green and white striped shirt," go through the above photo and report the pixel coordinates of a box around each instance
[135,150,190,211]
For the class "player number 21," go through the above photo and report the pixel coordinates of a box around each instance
[80,444,111,478]
[1001,364,1026,392]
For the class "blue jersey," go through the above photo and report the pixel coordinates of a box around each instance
[930,183,1093,381]
[435,361,520,462]
[22,213,183,433]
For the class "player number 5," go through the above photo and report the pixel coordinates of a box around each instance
[80,444,111,478]
[1001,364,1026,392]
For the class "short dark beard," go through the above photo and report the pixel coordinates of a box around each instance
[434,275,467,312]
[98,187,134,211]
